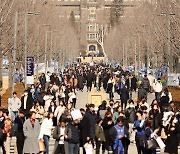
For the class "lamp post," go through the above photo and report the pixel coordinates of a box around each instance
[36,24,50,76]
[12,11,41,95]
[24,12,41,89]
[12,11,18,96]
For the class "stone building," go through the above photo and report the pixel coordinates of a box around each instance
[49,0,152,56]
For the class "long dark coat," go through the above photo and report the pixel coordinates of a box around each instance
[165,123,180,154]
[77,75,84,90]
[131,76,137,90]
[102,117,114,150]
[79,116,91,146]
[21,93,34,115]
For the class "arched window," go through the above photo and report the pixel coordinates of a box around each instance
[89,45,96,51]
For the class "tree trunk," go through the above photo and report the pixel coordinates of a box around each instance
[0,27,3,89]
[8,52,13,88]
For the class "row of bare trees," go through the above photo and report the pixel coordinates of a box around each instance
[105,0,180,73]
[0,0,80,88]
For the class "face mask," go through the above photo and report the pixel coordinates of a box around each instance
[173,119,178,123]
[107,117,112,120]
[153,105,158,110]
[31,89,35,92]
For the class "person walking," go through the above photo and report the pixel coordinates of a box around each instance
[39,73,46,89]
[43,91,54,112]
[8,92,21,122]
[39,112,54,154]
[53,118,67,154]
[65,120,80,154]
[85,104,97,148]
[20,90,34,117]
[86,70,94,92]
[109,116,130,154]
[95,117,106,154]
[142,75,150,94]
[0,118,12,154]
[14,110,25,154]
[153,78,162,103]
[133,111,146,154]
[77,73,84,91]
[23,111,40,154]
[102,111,114,153]
[120,86,129,110]
[107,76,115,100]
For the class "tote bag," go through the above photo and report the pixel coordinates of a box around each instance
[39,140,45,152]
[146,139,159,150]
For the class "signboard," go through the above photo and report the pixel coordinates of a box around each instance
[27,56,34,84]
[27,57,34,76]
[167,73,180,86]
[91,95,102,106]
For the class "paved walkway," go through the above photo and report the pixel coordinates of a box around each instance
[76,85,155,109]
[8,85,180,154]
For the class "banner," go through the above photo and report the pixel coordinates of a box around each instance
[27,56,34,84]
[27,56,34,76]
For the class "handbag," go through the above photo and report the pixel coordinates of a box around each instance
[146,139,159,150]
[39,140,45,152]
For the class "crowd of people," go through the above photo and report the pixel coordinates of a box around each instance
[0,63,179,154]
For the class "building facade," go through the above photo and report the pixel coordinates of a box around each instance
[50,0,150,56]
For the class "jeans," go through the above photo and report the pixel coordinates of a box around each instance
[43,135,50,154]
[68,143,79,154]
[155,92,161,103]
[10,111,18,122]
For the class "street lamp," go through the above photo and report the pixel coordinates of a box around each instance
[36,24,50,76]
[12,11,41,95]
[24,12,41,89]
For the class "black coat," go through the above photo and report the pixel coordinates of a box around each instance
[138,88,147,101]
[120,87,129,103]
[48,106,57,114]
[21,94,34,114]
[102,117,114,150]
[124,107,136,123]
[165,123,180,154]
[39,75,46,86]
[80,116,91,145]
[85,111,97,138]
[14,116,25,134]
[149,109,162,131]
[142,77,150,90]
[86,73,94,87]
[131,77,137,90]
[37,90,46,107]
[77,75,84,89]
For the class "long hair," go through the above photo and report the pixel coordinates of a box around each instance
[104,111,112,118]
